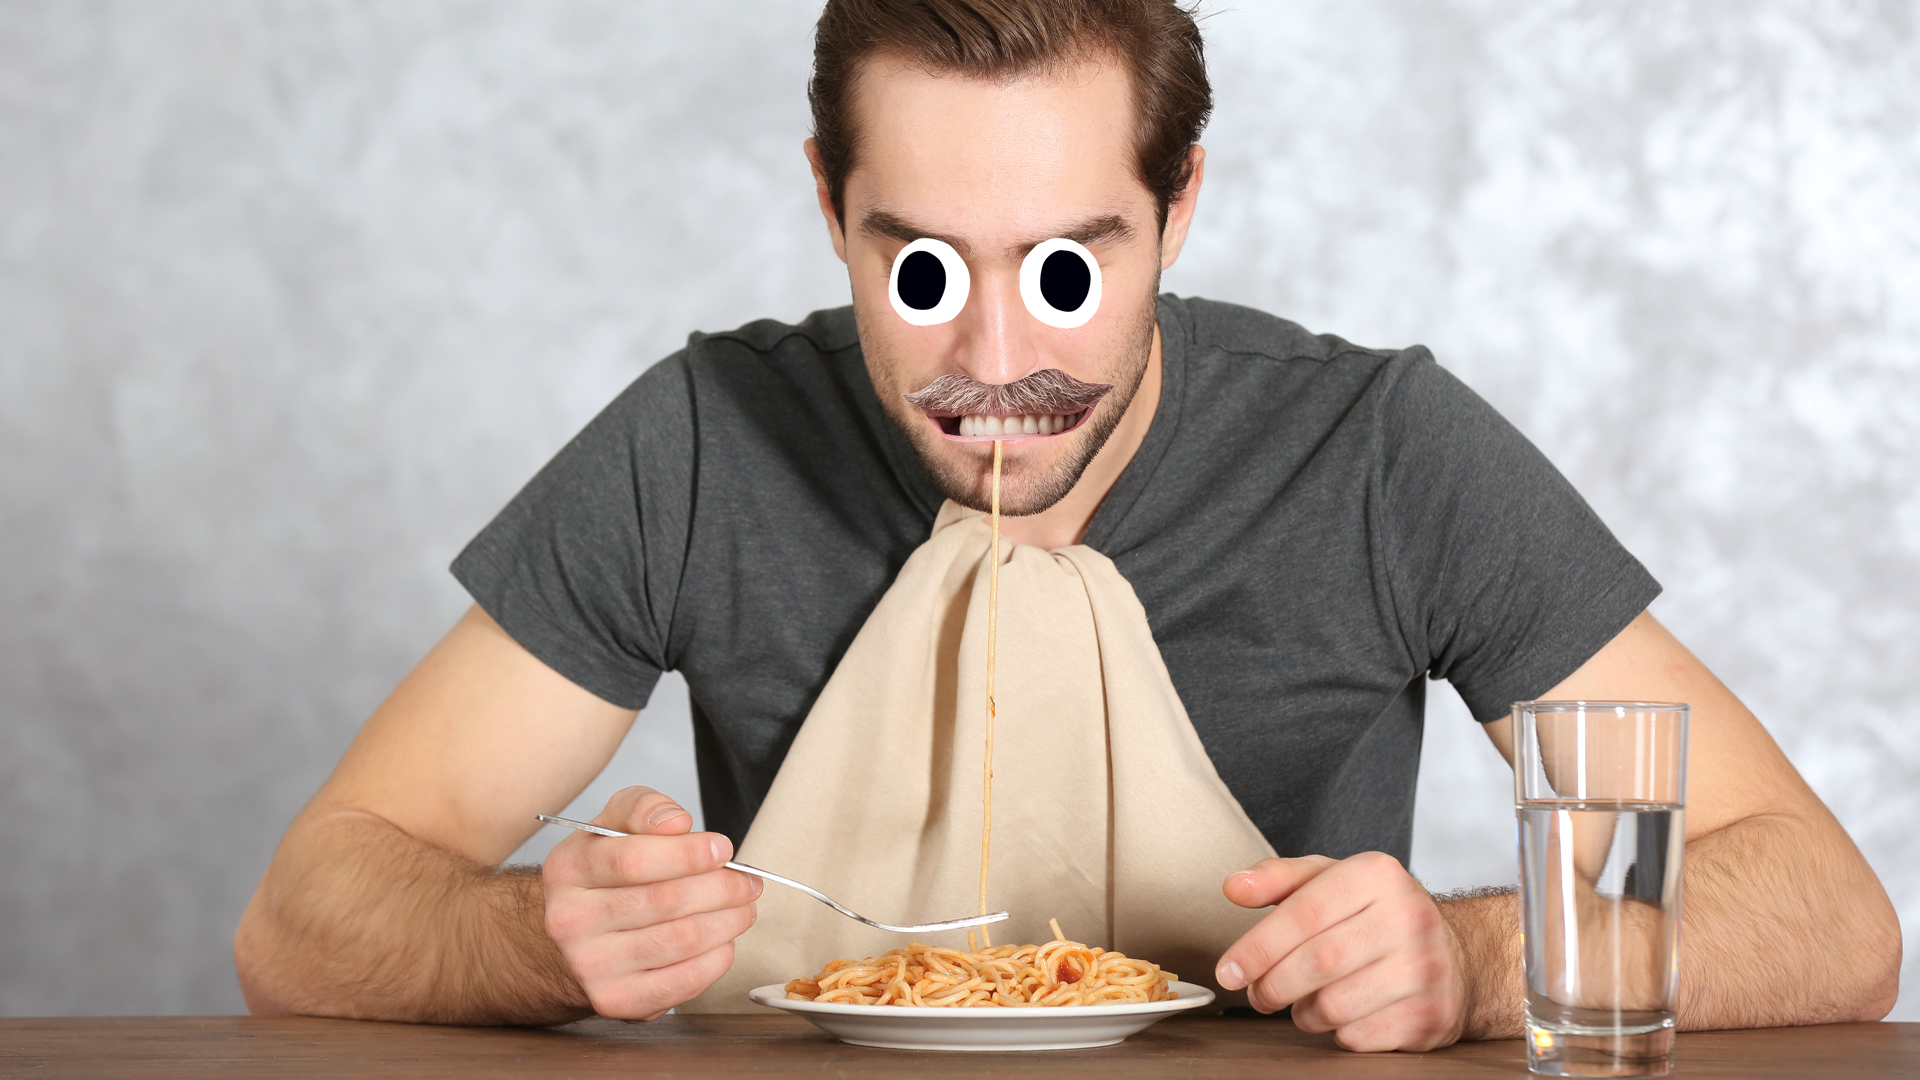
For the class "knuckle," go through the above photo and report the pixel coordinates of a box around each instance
[673,835,717,876]
[1234,933,1281,975]
[644,874,693,913]
[1339,1006,1407,1051]
[1304,938,1347,980]
[655,945,731,1005]
[1376,902,1416,938]
[1289,892,1330,934]
[543,897,594,945]
[1352,850,1402,878]
[643,915,705,959]
[727,900,758,933]
[1245,979,1284,1015]
[1314,983,1356,1026]
[1288,994,1330,1032]
[730,871,762,905]
[612,842,651,883]
[1399,889,1438,921]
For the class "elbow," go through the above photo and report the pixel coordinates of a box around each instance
[1814,865,1904,1024]
[1846,904,1903,1022]
[234,891,299,1017]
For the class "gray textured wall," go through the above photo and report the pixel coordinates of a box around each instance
[2,0,1913,1020]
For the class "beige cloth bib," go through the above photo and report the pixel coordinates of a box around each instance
[685,502,1278,1011]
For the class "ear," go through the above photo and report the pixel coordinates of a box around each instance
[804,138,849,264]
[1157,145,1206,271]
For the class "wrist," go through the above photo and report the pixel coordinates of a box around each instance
[1436,885,1524,1041]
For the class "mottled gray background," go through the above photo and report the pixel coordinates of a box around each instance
[2,0,1914,1020]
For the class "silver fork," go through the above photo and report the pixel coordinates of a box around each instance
[534,813,1010,935]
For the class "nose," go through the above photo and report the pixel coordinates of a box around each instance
[948,263,1041,386]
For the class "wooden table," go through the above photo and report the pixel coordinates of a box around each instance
[3,1014,1912,1078]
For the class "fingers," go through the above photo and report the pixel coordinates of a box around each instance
[552,787,730,890]
[1216,854,1375,992]
[566,901,758,992]
[1293,960,1460,1052]
[583,941,740,1021]
[1281,942,1435,1032]
[569,866,763,937]
[569,830,733,889]
[1240,901,1401,1014]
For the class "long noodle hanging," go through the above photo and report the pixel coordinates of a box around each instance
[785,919,1177,1007]
[977,438,1001,945]
[787,440,1179,1007]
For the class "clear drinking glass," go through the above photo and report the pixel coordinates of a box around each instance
[1514,701,1688,1078]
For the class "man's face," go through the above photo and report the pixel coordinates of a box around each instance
[828,57,1166,516]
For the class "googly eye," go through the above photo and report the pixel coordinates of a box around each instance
[1019,237,1101,329]
[888,237,970,326]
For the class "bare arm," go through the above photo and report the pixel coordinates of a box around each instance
[1217,611,1900,1050]
[234,605,756,1024]
[1443,611,1901,1038]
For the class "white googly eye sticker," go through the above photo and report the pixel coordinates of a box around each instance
[1019,237,1101,329]
[888,237,970,326]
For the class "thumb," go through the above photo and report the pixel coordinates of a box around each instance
[596,785,694,836]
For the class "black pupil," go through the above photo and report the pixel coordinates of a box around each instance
[1039,250,1091,312]
[896,250,946,310]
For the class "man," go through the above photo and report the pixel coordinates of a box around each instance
[235,0,1899,1049]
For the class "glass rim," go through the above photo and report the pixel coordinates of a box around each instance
[1512,699,1688,713]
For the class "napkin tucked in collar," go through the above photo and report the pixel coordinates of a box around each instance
[685,502,1277,1011]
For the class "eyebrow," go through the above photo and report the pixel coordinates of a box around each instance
[858,208,1138,260]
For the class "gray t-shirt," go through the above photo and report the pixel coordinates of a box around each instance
[453,295,1659,861]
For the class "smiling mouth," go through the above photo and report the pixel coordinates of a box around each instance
[929,410,1091,441]
[903,370,1111,443]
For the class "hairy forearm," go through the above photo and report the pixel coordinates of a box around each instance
[235,809,592,1026]
[1675,811,1900,1028]
[1438,812,1900,1040]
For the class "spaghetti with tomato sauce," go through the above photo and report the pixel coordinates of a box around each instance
[784,919,1177,1007]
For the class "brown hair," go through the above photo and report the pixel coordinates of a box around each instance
[809,0,1212,231]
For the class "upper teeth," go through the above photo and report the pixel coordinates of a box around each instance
[958,412,1078,436]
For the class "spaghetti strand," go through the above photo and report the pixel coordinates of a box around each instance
[979,440,1002,945]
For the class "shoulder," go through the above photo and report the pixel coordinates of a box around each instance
[686,306,861,368]
[606,306,864,424]
[1169,295,1404,368]
[1161,294,1452,424]
[660,306,870,417]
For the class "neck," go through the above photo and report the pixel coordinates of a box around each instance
[996,323,1163,550]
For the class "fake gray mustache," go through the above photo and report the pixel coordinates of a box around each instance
[902,369,1113,418]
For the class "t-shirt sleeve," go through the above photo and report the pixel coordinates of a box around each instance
[1372,351,1661,722]
[448,353,697,711]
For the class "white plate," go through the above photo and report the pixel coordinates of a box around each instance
[747,981,1216,1051]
